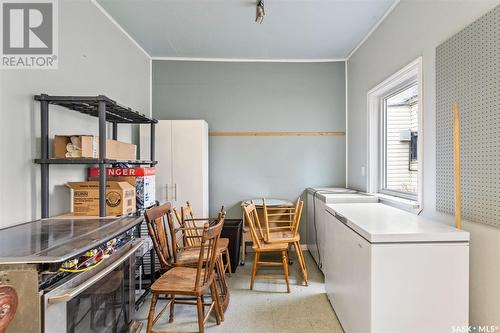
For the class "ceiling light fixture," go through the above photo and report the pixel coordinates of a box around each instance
[255,0,265,24]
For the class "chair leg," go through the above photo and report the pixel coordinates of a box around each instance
[146,293,158,333]
[169,294,175,323]
[294,241,308,285]
[225,249,232,276]
[216,256,228,296]
[298,242,308,282]
[212,281,225,322]
[196,296,205,333]
[282,250,291,293]
[241,240,247,265]
[210,282,222,325]
[200,295,205,317]
[250,252,259,290]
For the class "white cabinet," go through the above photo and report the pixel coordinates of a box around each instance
[324,203,469,333]
[140,120,208,216]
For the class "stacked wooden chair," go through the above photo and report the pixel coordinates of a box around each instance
[262,197,308,285]
[174,202,232,276]
[242,202,291,293]
[144,204,228,333]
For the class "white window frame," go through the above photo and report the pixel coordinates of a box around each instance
[366,57,423,206]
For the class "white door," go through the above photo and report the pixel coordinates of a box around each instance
[171,120,208,216]
[141,121,172,204]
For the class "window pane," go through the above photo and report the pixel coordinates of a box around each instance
[383,84,418,195]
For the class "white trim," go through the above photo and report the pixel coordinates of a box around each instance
[149,58,153,117]
[91,0,151,59]
[366,57,423,205]
[151,57,345,63]
[346,0,400,60]
[377,193,420,212]
[345,61,349,187]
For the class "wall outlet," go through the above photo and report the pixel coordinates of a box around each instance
[361,166,366,177]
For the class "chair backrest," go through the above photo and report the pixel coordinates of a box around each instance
[290,197,304,235]
[262,197,304,241]
[194,217,224,290]
[173,202,199,246]
[166,207,186,263]
[144,203,173,271]
[242,203,263,249]
[174,202,226,247]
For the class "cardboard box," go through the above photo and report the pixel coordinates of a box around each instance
[54,135,137,160]
[88,167,156,209]
[106,139,137,160]
[66,181,136,216]
[54,135,98,158]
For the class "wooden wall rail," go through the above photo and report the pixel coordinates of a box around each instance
[209,131,345,137]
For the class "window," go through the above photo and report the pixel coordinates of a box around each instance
[381,83,419,199]
[367,58,422,204]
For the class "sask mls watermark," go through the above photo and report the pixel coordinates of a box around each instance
[1,0,58,69]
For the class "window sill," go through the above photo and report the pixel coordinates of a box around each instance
[376,193,421,212]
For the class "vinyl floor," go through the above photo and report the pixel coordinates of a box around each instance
[137,251,344,333]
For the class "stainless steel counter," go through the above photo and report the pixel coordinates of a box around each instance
[0,215,144,264]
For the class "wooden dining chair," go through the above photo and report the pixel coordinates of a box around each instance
[146,219,224,333]
[167,208,229,318]
[144,204,227,320]
[262,197,308,285]
[174,202,232,276]
[144,203,174,273]
[242,203,291,293]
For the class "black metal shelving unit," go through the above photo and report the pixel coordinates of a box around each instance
[34,94,158,218]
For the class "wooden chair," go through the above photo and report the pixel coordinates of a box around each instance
[145,204,228,318]
[144,203,174,273]
[262,197,308,285]
[168,206,229,314]
[242,203,291,293]
[174,202,232,276]
[146,219,224,333]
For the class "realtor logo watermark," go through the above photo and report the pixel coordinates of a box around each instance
[1,0,58,69]
[452,325,499,333]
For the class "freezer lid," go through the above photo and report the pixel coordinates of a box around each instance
[0,215,143,264]
[306,187,358,195]
[325,203,470,243]
[321,193,379,204]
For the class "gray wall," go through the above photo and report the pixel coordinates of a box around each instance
[153,61,346,235]
[346,0,500,325]
[0,0,150,228]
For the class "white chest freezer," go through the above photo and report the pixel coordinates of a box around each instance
[305,187,378,272]
[324,203,469,333]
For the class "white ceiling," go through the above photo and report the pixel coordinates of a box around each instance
[96,0,397,60]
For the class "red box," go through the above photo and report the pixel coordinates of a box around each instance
[88,167,156,209]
